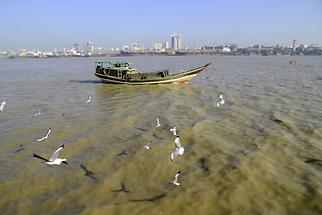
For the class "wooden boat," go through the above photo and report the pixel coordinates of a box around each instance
[94,61,211,85]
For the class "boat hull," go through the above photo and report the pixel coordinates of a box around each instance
[95,63,210,85]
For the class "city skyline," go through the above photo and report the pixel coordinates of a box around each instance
[1,33,320,53]
[2,37,320,53]
[1,0,322,50]
[2,35,321,58]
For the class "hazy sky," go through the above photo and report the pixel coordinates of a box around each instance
[0,0,321,50]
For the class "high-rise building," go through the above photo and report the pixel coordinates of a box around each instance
[164,41,170,49]
[171,34,182,50]
[292,39,297,51]
[84,42,95,54]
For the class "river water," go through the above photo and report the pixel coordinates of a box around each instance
[0,56,322,215]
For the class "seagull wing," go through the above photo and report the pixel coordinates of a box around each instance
[33,153,50,162]
[49,144,64,162]
[174,137,181,148]
[172,171,180,184]
[178,147,184,155]
[37,128,51,141]
[171,148,179,161]
[37,137,46,142]
[171,176,177,184]
[0,102,6,112]
[45,129,52,138]
[174,172,180,182]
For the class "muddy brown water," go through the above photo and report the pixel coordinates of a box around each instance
[0,56,322,215]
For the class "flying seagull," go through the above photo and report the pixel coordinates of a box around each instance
[0,101,6,112]
[171,136,184,162]
[86,95,92,104]
[37,128,52,142]
[144,140,152,150]
[216,94,225,107]
[33,109,41,117]
[156,117,161,127]
[170,170,181,186]
[33,144,67,165]
[80,164,98,181]
[112,182,130,193]
[170,127,177,136]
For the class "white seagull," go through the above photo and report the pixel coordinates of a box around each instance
[144,140,152,150]
[86,95,92,104]
[37,128,52,142]
[33,109,41,117]
[0,101,6,112]
[216,94,225,107]
[170,170,181,186]
[33,144,67,165]
[170,127,177,136]
[171,136,184,162]
[156,118,161,127]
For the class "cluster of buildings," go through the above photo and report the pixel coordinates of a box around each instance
[119,38,322,56]
[201,40,322,56]
[119,34,182,54]
[1,42,109,58]
[1,36,321,58]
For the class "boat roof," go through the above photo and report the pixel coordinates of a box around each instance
[95,61,132,66]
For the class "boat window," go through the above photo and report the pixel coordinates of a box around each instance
[118,70,122,78]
